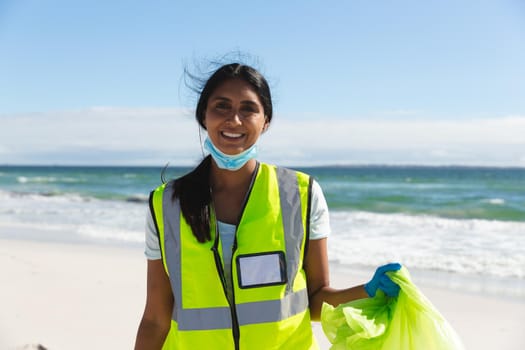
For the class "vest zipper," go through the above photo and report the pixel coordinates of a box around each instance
[230,238,240,350]
[210,163,259,350]
[211,228,241,350]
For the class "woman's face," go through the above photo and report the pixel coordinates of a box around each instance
[204,79,268,155]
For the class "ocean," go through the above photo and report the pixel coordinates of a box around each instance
[1,165,524,298]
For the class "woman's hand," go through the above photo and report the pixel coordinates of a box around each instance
[364,263,402,297]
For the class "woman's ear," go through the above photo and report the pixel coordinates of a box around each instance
[262,119,270,132]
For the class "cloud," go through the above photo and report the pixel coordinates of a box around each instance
[0,107,203,165]
[1,108,524,166]
[260,115,525,166]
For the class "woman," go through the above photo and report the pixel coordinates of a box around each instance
[134,63,401,349]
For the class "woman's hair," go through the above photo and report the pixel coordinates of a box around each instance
[174,63,272,242]
[172,155,212,242]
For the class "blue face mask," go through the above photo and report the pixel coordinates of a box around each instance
[204,137,258,171]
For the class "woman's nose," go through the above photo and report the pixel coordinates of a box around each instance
[226,110,242,124]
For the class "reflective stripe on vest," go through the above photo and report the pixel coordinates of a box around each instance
[156,165,308,331]
[276,166,305,295]
[162,194,233,330]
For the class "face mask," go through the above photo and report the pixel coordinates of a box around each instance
[204,137,258,171]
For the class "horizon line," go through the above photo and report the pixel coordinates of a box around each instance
[1,163,524,170]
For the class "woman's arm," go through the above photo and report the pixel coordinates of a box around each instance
[304,238,368,321]
[134,259,174,350]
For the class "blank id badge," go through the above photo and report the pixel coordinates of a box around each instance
[236,251,287,288]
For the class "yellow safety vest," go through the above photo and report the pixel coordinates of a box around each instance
[150,163,318,349]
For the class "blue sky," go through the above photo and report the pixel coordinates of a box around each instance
[1,0,524,166]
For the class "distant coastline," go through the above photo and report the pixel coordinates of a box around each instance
[2,163,525,170]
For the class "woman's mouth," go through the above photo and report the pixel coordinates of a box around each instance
[221,131,244,139]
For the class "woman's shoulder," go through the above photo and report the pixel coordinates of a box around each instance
[261,162,313,178]
[149,179,178,200]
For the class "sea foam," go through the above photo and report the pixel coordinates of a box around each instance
[328,210,525,280]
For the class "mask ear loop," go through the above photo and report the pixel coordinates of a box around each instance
[198,125,206,158]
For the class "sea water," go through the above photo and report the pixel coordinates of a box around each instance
[1,165,524,298]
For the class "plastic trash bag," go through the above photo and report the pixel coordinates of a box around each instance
[321,267,465,350]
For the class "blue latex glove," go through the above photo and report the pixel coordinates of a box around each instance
[364,263,402,297]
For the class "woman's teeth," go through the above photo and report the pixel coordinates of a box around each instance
[222,132,243,138]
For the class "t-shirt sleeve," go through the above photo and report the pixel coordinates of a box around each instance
[309,179,331,240]
[144,207,162,260]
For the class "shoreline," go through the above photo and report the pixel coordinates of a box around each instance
[329,262,525,302]
[2,220,524,301]
[1,237,524,349]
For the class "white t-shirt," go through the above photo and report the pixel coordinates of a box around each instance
[144,179,331,260]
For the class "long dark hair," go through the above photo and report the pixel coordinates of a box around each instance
[174,63,273,242]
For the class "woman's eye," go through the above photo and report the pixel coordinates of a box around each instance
[241,106,257,114]
[215,103,230,111]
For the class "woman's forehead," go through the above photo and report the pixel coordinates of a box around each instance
[209,79,262,103]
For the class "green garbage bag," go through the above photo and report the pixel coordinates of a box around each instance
[321,267,465,350]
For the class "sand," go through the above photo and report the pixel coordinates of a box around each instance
[1,237,524,349]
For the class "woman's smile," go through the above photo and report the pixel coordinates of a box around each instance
[221,131,244,139]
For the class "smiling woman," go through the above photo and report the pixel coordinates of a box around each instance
[133,62,402,350]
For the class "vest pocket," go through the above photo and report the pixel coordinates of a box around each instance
[236,251,287,288]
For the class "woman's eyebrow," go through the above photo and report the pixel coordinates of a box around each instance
[210,96,231,102]
[240,100,260,106]
[211,97,259,106]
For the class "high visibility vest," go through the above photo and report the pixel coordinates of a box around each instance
[149,163,319,349]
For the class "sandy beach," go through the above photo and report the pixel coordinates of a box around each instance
[1,236,524,350]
